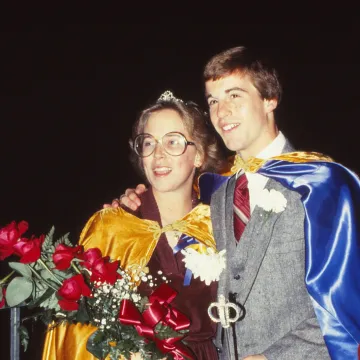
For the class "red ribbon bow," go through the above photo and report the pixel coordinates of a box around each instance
[119,283,194,359]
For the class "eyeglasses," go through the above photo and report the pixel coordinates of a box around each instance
[133,132,196,157]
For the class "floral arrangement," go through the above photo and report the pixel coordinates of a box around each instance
[0,221,193,360]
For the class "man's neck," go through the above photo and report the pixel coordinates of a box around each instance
[238,130,285,161]
[238,123,279,160]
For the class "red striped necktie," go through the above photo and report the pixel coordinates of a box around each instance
[233,173,251,241]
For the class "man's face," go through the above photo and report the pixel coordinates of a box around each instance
[205,73,277,159]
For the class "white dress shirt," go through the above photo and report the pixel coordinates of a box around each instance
[241,131,286,213]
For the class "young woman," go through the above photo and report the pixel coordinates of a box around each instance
[42,91,227,360]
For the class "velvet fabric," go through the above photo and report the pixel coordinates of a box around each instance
[138,189,218,359]
[42,188,218,360]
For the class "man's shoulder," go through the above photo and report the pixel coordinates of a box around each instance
[209,175,233,201]
[198,171,235,205]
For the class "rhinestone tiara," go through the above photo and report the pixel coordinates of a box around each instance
[157,90,184,103]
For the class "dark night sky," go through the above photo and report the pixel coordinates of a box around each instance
[0,21,359,359]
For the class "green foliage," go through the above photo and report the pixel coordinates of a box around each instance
[42,226,55,254]
[40,290,60,311]
[54,232,72,247]
[155,322,188,340]
[19,325,29,352]
[86,330,111,359]
[137,295,149,312]
[41,308,56,325]
[28,286,58,311]
[76,297,90,323]
[5,277,33,307]
[8,262,32,279]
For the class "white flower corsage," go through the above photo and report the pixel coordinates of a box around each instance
[254,188,287,213]
[181,247,226,286]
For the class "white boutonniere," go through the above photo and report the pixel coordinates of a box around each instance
[254,188,287,213]
[181,247,226,286]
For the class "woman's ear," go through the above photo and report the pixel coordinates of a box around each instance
[194,152,204,168]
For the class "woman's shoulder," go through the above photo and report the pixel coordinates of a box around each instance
[79,207,142,240]
[188,203,211,219]
[89,207,140,223]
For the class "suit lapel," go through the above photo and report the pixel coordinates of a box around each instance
[229,139,294,305]
[219,138,295,302]
[214,175,237,298]
[234,178,286,305]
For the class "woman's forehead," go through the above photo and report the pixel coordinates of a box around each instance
[144,109,189,136]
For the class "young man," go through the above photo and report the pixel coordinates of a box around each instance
[116,47,360,359]
[200,47,327,360]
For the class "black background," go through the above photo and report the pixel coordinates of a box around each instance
[1,19,359,359]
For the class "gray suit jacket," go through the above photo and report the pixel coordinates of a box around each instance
[211,142,329,360]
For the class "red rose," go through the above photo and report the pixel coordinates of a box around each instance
[0,287,6,309]
[90,256,120,285]
[53,244,84,270]
[57,274,92,311]
[83,248,102,269]
[0,221,28,260]
[13,235,45,264]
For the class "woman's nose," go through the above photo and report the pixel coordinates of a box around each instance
[153,141,165,158]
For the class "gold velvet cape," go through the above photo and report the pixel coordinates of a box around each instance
[42,204,214,360]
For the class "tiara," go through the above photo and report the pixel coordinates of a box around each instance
[157,90,184,103]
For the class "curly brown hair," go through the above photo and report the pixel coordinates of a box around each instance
[129,96,227,179]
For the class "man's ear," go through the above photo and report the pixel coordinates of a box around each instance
[264,98,278,113]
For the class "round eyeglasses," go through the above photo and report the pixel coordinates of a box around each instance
[133,132,196,157]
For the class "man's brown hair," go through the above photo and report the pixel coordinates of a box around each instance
[203,46,282,103]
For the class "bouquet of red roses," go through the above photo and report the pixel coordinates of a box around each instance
[0,221,193,360]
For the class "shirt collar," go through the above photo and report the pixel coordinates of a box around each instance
[256,131,286,159]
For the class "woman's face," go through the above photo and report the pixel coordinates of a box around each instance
[141,109,201,195]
